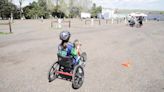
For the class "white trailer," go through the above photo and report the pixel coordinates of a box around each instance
[81,12,91,19]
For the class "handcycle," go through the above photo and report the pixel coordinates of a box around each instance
[48,51,87,89]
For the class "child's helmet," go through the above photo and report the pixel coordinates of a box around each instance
[59,31,71,42]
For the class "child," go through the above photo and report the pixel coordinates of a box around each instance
[58,31,72,58]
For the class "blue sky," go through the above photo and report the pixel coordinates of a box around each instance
[12,0,164,11]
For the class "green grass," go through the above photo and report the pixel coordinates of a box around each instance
[0,32,12,35]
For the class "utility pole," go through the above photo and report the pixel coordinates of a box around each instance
[19,0,24,19]
[8,0,13,22]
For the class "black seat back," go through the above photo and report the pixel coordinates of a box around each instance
[57,54,73,68]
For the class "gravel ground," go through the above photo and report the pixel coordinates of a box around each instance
[0,19,164,92]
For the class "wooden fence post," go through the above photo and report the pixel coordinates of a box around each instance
[99,19,101,25]
[69,21,71,28]
[9,22,12,33]
[51,21,53,28]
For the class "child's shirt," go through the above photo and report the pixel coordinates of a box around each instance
[71,48,78,56]
[58,49,67,57]
[58,42,73,57]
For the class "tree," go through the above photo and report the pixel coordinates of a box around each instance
[38,0,50,18]
[23,2,42,19]
[23,1,51,19]
[23,5,31,19]
[69,6,81,18]
[0,0,19,19]
[59,0,68,17]
[90,3,102,18]
[69,0,74,8]
[160,11,164,14]
[45,0,54,11]
[50,0,69,18]
[51,5,66,18]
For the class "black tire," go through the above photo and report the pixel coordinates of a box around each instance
[48,62,60,82]
[80,52,87,67]
[80,52,87,62]
[72,65,84,89]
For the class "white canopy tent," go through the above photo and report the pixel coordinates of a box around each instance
[129,13,147,17]
[128,12,148,22]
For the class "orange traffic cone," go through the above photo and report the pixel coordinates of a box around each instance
[122,61,131,68]
[122,63,130,67]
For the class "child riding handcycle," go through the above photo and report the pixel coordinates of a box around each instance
[48,31,87,89]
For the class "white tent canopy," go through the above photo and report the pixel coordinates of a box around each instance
[129,12,147,17]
